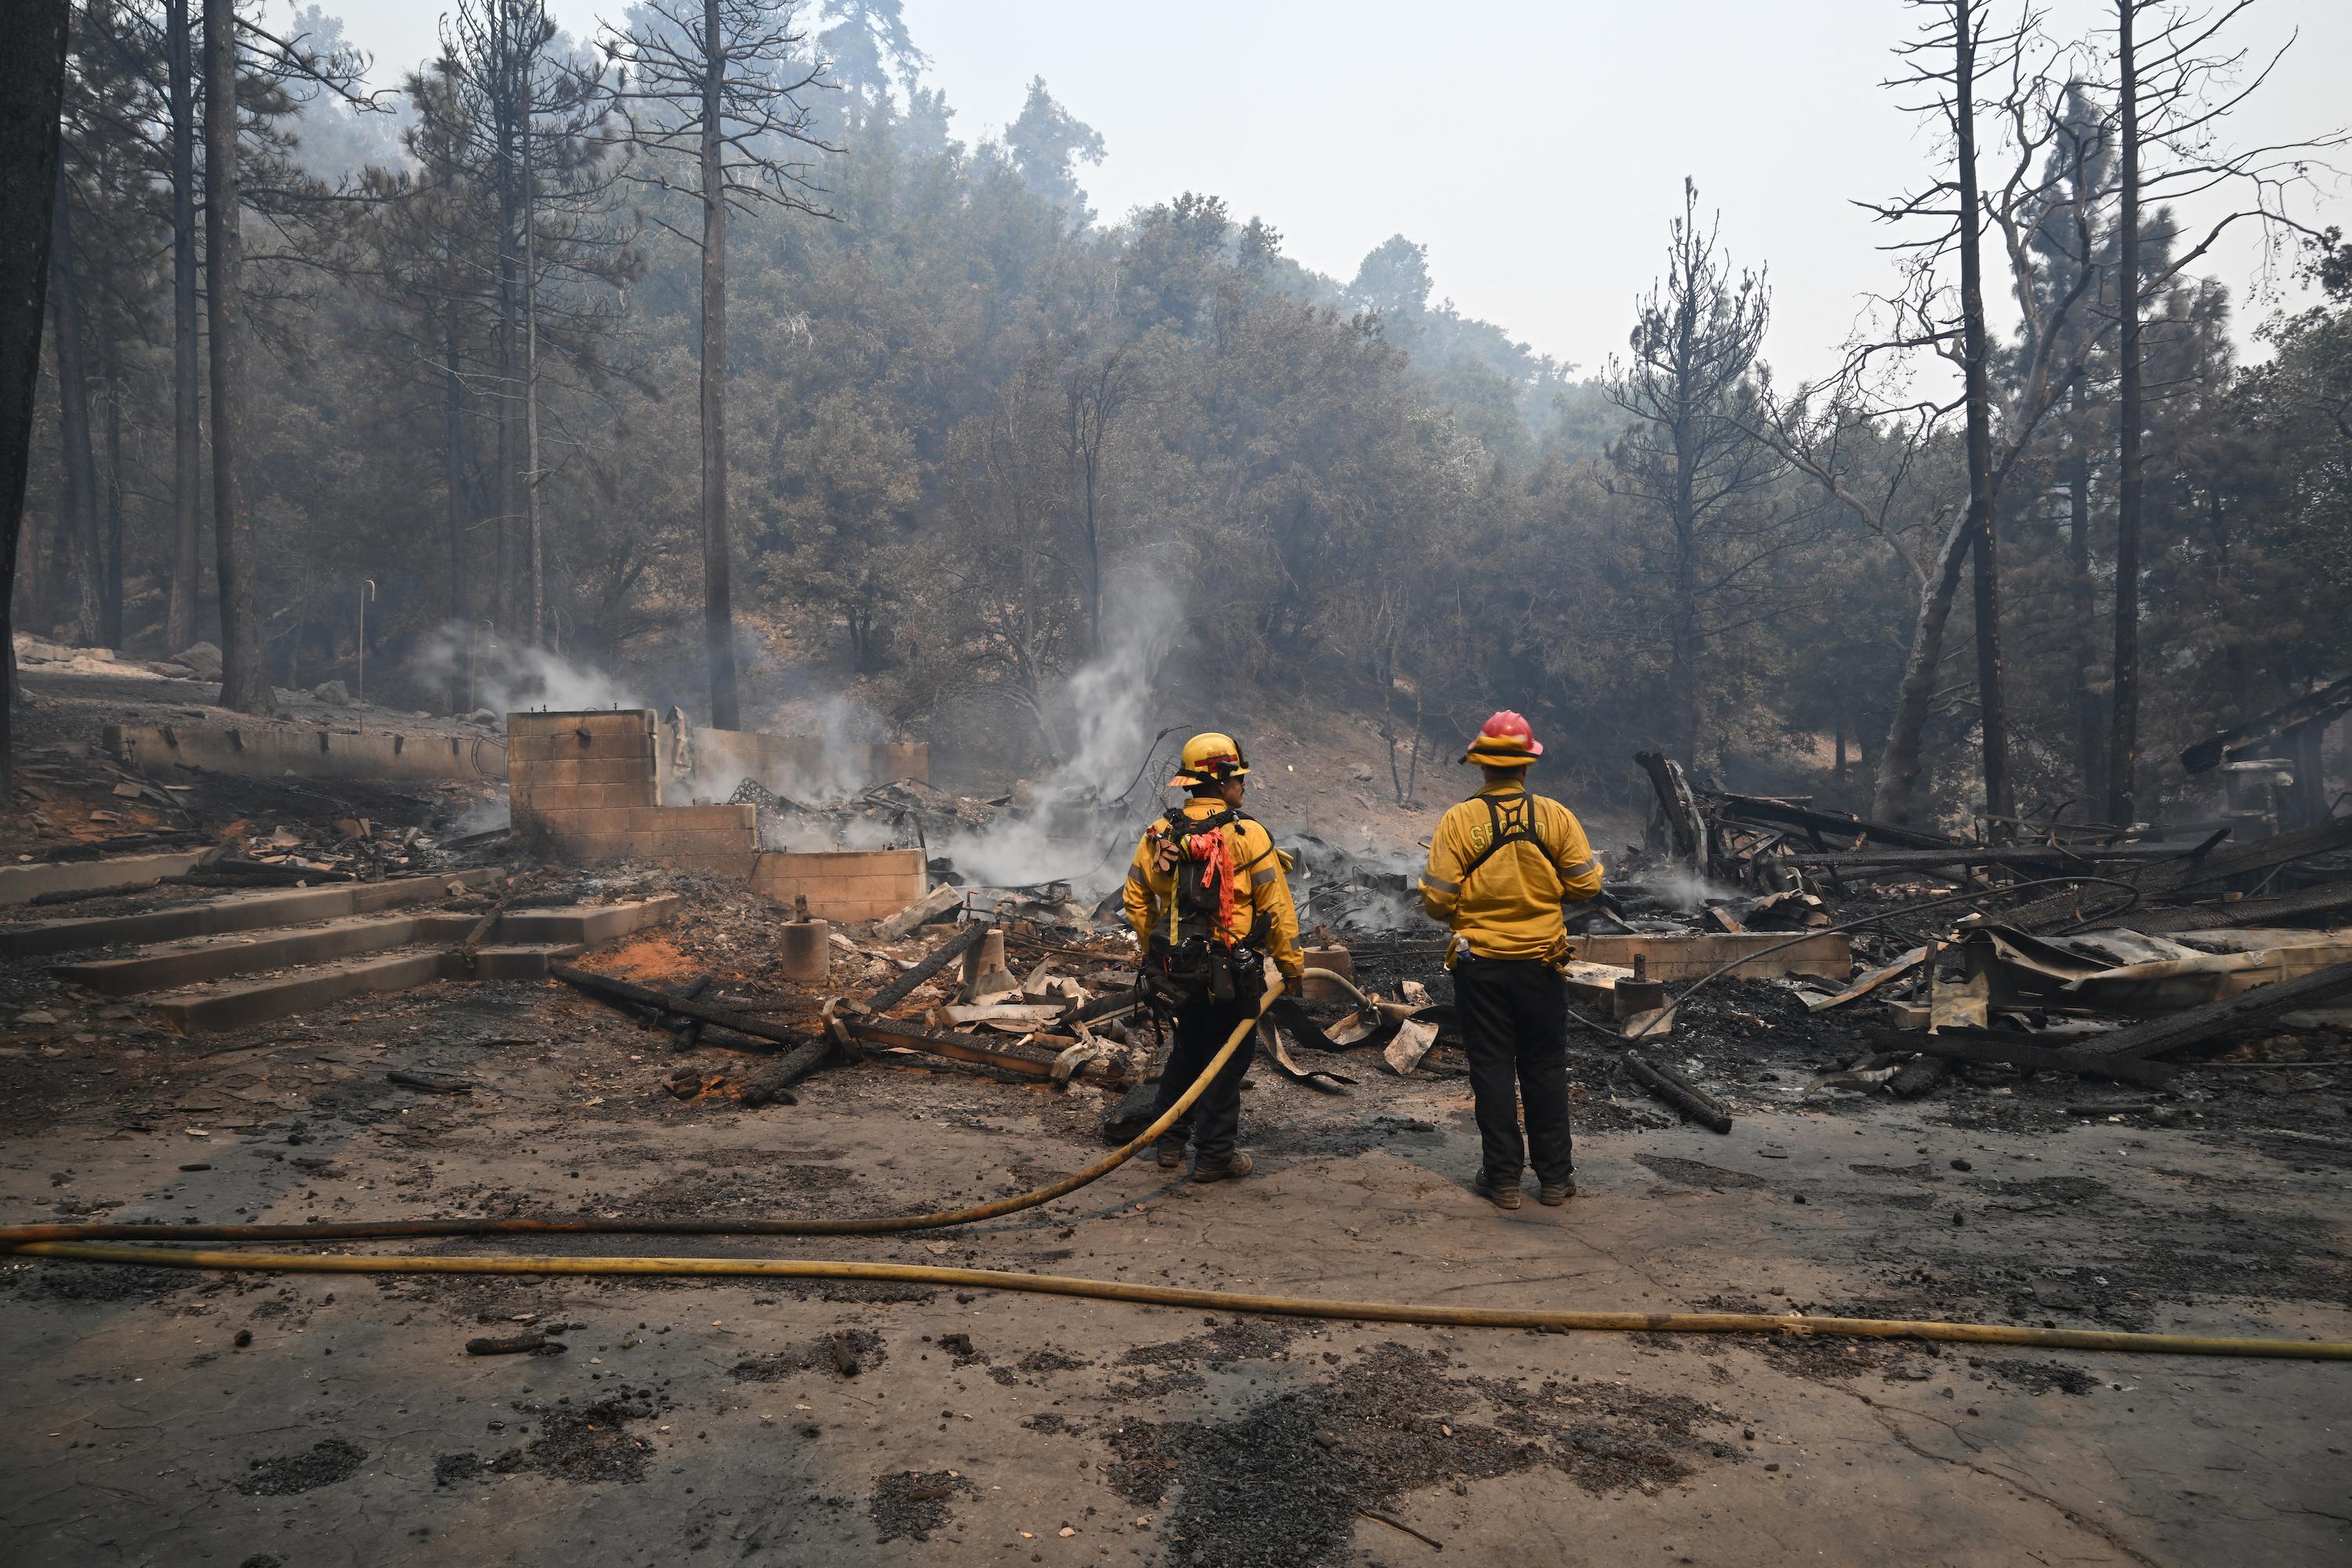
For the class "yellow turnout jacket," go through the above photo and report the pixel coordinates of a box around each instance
[1419,782,1603,962]
[1123,798,1305,978]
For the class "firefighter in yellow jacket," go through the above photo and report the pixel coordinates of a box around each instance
[1123,731,1304,1183]
[1420,711,1603,1210]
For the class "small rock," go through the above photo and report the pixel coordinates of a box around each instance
[17,1011,56,1025]
[311,680,350,704]
[1949,1157,1973,1171]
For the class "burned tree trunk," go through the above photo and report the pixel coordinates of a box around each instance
[45,162,104,647]
[1871,512,1972,825]
[2,0,73,794]
[523,129,544,648]
[494,113,520,639]
[96,324,125,648]
[443,317,471,713]
[2106,0,2143,828]
[203,0,273,713]
[1951,5,2012,829]
[165,0,201,652]
[697,0,742,730]
[2067,394,2103,815]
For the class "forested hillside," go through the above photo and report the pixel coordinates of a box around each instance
[17,0,2350,827]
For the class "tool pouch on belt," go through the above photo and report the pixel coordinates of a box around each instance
[1144,928,1269,1010]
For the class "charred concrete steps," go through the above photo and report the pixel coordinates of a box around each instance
[141,942,592,1033]
[147,947,467,1033]
[0,870,499,960]
[0,849,217,907]
[49,910,481,995]
[20,884,681,1033]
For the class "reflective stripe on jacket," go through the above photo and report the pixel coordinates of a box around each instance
[1123,798,1305,978]
[1419,783,1602,961]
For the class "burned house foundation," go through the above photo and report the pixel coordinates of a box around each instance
[506,709,935,919]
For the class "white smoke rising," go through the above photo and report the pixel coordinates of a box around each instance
[939,574,1184,895]
[761,810,908,854]
[408,624,644,715]
[1641,865,1742,911]
[673,691,895,805]
[446,793,511,838]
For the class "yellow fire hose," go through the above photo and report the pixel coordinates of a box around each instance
[7,971,2349,1362]
[0,978,1288,1247]
[8,1243,2347,1360]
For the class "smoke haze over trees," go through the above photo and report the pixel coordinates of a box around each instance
[13,0,2350,830]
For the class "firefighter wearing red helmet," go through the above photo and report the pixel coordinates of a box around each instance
[1121,731,1304,1185]
[1419,710,1603,1210]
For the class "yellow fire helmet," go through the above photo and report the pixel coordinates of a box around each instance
[1168,731,1251,788]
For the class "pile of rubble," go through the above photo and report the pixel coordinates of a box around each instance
[480,688,2352,1144]
[1614,740,2352,1114]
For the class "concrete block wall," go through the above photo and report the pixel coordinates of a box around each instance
[109,721,507,782]
[749,848,927,923]
[508,710,757,871]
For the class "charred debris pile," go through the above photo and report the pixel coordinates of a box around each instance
[539,741,2349,1145]
[12,666,2340,1141]
[1610,743,2352,1123]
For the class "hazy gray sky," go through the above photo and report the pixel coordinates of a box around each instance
[336,0,2348,383]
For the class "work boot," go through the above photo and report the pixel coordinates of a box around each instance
[1539,1175,1578,1207]
[1154,1137,1186,1171]
[1190,1152,1254,1184]
[1472,1171,1523,1210]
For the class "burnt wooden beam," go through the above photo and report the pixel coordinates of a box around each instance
[550,962,827,1054]
[844,1014,1131,1086]
[1863,1026,2175,1087]
[2001,815,2352,931]
[1707,791,1958,851]
[1786,845,2187,870]
[2126,877,2352,936]
[739,1036,835,1107]
[2180,674,2352,775]
[1634,751,1711,871]
[859,920,989,1014]
[2057,959,2352,1066]
[1621,1048,1733,1132]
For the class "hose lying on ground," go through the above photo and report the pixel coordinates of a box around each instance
[0,978,1284,1248]
[12,1243,2348,1361]
[1,879,2136,1250]
[9,881,2136,1248]
[24,884,2325,1364]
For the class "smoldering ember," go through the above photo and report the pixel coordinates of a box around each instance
[2,3,2349,1566]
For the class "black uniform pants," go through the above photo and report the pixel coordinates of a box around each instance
[1149,989,1261,1167]
[1452,956,1574,1185]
